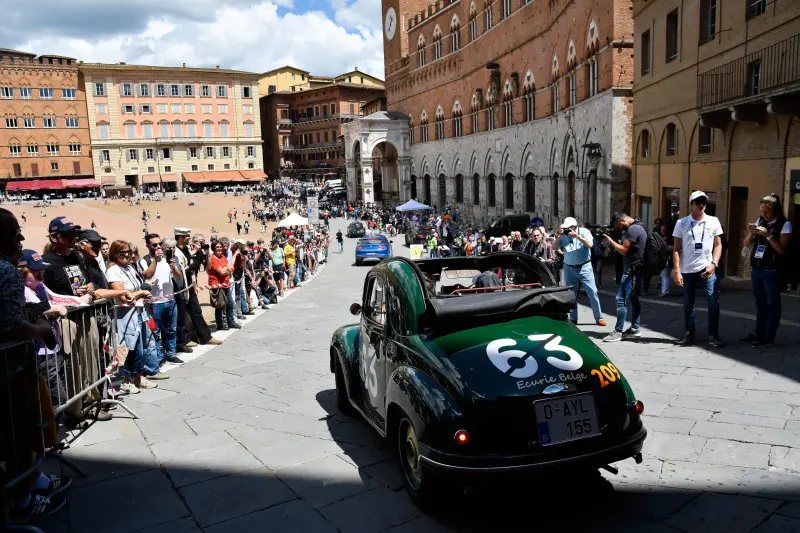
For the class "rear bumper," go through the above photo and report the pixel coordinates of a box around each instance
[418,426,646,476]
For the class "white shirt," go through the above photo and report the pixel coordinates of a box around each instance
[105,264,144,307]
[672,214,723,274]
[138,256,173,300]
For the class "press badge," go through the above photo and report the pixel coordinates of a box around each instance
[754,245,767,259]
[694,242,703,254]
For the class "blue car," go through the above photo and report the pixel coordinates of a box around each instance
[355,235,392,265]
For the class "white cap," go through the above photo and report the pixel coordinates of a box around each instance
[560,217,578,229]
[689,190,708,203]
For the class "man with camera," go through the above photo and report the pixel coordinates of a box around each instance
[551,217,606,326]
[139,233,184,365]
[602,213,648,342]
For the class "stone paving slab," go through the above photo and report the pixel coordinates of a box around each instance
[37,218,800,533]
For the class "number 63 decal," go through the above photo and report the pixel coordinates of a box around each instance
[486,334,583,379]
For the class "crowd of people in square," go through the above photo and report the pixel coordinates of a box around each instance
[0,182,330,525]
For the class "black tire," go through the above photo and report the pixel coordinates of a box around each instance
[334,355,353,415]
[397,416,441,509]
[355,259,362,266]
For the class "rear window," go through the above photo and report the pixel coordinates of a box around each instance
[360,238,385,244]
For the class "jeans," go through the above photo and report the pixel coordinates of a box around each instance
[153,300,177,360]
[227,285,239,319]
[563,261,603,322]
[751,267,781,341]
[215,287,238,329]
[659,268,671,294]
[615,272,642,332]
[682,271,719,337]
[295,262,305,285]
[121,310,161,377]
[235,279,249,314]
[338,240,343,252]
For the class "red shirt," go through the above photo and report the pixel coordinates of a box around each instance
[209,254,230,287]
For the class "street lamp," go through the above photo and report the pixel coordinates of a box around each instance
[582,142,603,223]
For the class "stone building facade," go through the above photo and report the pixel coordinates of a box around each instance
[345,0,635,229]
[632,0,800,278]
[0,49,95,193]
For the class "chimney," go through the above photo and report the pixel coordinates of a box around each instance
[354,66,358,71]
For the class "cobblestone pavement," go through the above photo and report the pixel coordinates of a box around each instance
[41,219,800,533]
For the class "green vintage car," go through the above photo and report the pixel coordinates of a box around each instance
[346,222,366,238]
[330,252,646,507]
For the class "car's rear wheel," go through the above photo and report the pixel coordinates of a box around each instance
[397,416,441,509]
[334,354,352,415]
[355,258,362,266]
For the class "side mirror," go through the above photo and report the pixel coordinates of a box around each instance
[350,303,362,316]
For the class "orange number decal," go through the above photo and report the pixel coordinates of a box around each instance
[606,362,621,380]
[601,365,617,382]
[591,368,609,387]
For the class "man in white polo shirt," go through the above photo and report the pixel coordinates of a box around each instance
[672,191,724,348]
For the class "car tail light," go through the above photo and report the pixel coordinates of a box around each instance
[454,430,470,445]
[356,246,363,250]
[377,245,387,250]
[630,400,644,415]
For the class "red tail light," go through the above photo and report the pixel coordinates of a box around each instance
[631,400,644,414]
[454,429,470,445]
[356,246,363,250]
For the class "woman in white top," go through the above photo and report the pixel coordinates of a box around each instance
[105,240,163,394]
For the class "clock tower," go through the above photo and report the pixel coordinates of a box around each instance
[381,0,428,72]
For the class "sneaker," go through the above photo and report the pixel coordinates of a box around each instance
[229,323,242,329]
[622,328,641,338]
[205,338,224,345]
[165,355,185,364]
[185,341,198,348]
[739,332,759,344]
[93,408,113,422]
[604,331,623,342]
[752,337,774,347]
[176,345,194,354]
[33,475,72,497]
[596,319,608,327]
[137,376,159,389]
[120,382,140,395]
[708,335,725,348]
[147,372,170,380]
[676,332,695,346]
[9,493,66,524]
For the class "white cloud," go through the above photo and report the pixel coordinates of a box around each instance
[7,1,384,79]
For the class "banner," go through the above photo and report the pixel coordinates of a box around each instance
[410,244,424,259]
[46,287,89,307]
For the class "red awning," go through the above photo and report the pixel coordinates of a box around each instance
[239,169,267,180]
[182,172,208,184]
[5,180,39,191]
[66,178,98,188]
[101,176,117,186]
[141,174,160,184]
[39,179,66,190]
[206,170,247,183]
[159,173,178,182]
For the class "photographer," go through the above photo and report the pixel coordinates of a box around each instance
[551,217,605,326]
[602,213,647,342]
[176,230,219,345]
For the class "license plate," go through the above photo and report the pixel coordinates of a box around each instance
[534,393,600,446]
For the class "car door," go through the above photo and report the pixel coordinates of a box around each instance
[360,275,388,427]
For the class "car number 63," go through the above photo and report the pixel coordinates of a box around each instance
[486,334,583,379]
[360,335,379,398]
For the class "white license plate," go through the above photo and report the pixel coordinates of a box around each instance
[534,392,600,446]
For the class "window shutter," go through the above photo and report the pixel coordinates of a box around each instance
[73,161,81,174]
[31,163,39,176]
[126,150,130,162]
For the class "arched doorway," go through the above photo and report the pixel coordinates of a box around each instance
[438,173,447,209]
[504,173,514,210]
[567,170,576,216]
[525,173,535,212]
[455,174,464,203]
[411,174,418,199]
[473,174,480,205]
[371,141,400,205]
[423,174,432,205]
[551,172,559,220]
[488,174,496,207]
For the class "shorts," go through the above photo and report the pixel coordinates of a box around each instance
[287,263,296,280]
[272,264,284,282]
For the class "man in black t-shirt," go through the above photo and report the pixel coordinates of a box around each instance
[43,216,94,301]
[603,213,648,342]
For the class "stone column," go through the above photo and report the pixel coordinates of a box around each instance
[345,158,359,200]
[361,157,374,205]
[398,156,412,203]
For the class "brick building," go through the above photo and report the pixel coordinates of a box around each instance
[0,49,95,196]
[345,0,635,228]
[632,0,800,278]
[259,67,385,181]
[80,62,264,192]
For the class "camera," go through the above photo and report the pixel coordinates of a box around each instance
[201,243,210,251]
[140,282,153,292]
[165,249,174,262]
[592,225,614,239]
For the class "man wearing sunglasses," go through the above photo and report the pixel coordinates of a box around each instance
[42,216,94,302]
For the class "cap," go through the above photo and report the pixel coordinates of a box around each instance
[689,190,708,203]
[17,250,50,270]
[560,217,578,229]
[77,229,104,243]
[49,216,80,233]
[174,227,191,236]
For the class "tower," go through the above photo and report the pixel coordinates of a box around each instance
[381,0,429,72]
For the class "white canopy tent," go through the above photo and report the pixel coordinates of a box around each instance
[396,199,432,212]
[277,212,309,227]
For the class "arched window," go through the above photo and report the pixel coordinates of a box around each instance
[158,120,169,138]
[451,16,461,52]
[504,174,514,209]
[411,175,418,199]
[433,26,443,60]
[640,130,650,158]
[219,120,230,138]
[488,174,496,207]
[8,137,21,157]
[525,173,535,212]
[503,80,513,127]
[473,174,480,205]
[485,1,493,30]
[186,120,197,137]
[456,174,464,203]
[523,70,535,122]
[173,120,184,138]
[452,101,463,137]
[438,174,447,207]
[203,120,214,138]
[417,35,426,67]
[420,110,429,142]
[408,118,415,145]
[470,91,481,134]
[567,170,576,215]
[435,106,445,140]
[666,123,678,155]
[469,2,478,41]
[424,174,432,204]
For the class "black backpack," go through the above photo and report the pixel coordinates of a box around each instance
[642,230,669,275]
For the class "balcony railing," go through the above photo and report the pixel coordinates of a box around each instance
[698,33,800,109]
[278,118,292,125]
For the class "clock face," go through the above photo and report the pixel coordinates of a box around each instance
[384,7,397,41]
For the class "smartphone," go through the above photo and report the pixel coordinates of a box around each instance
[165,249,174,262]
[748,223,757,228]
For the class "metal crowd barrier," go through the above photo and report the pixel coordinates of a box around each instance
[0,340,46,533]
[41,299,139,427]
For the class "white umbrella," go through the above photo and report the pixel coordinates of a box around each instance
[277,212,309,227]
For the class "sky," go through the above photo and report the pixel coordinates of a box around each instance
[0,0,385,78]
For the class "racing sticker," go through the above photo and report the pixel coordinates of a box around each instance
[486,334,584,382]
[360,333,378,399]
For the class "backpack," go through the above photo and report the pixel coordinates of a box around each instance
[642,230,669,275]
